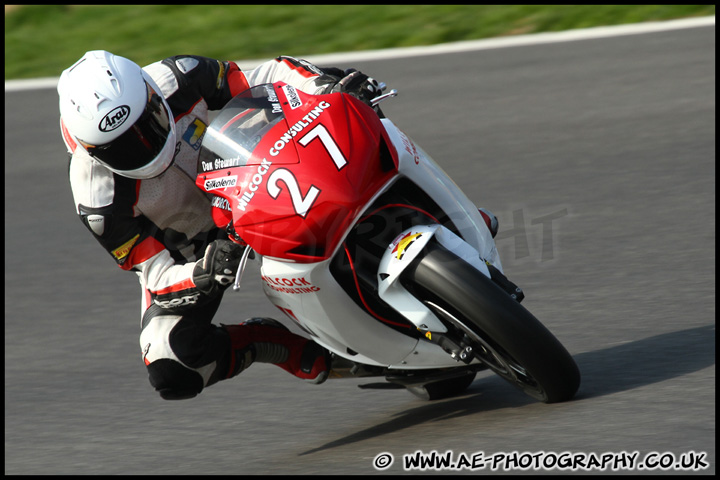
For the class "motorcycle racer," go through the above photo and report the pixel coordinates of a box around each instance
[57,50,384,400]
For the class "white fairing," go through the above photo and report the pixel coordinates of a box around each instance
[260,257,420,367]
[256,120,501,369]
[382,118,502,271]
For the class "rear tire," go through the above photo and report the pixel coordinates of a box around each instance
[405,241,580,403]
[406,371,476,401]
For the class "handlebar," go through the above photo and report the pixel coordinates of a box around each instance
[371,88,398,107]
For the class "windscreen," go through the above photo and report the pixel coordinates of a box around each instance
[198,84,285,173]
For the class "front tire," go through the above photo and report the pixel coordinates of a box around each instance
[404,241,580,403]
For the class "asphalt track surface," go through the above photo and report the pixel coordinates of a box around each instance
[5,25,715,475]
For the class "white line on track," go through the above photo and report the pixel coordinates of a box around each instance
[5,16,714,92]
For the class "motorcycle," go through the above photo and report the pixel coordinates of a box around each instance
[195,81,580,402]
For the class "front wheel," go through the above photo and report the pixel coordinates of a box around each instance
[404,241,580,403]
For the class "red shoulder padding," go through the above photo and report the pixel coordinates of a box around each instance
[226,61,250,97]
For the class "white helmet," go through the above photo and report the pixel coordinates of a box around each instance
[58,50,176,179]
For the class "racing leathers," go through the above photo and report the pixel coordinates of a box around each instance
[62,55,347,399]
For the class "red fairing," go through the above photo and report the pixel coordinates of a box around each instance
[199,85,398,262]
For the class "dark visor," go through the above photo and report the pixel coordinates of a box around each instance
[81,83,172,172]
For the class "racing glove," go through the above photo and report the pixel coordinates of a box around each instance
[192,239,246,296]
[328,69,383,106]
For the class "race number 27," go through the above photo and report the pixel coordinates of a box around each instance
[267,124,346,217]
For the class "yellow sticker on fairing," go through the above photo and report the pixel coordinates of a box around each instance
[393,232,422,260]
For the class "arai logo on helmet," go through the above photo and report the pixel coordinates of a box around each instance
[99,105,131,132]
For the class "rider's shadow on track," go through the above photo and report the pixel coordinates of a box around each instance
[299,324,714,456]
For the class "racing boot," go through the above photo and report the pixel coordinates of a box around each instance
[222,318,330,384]
[478,207,499,238]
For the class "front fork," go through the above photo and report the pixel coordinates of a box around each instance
[377,224,524,365]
